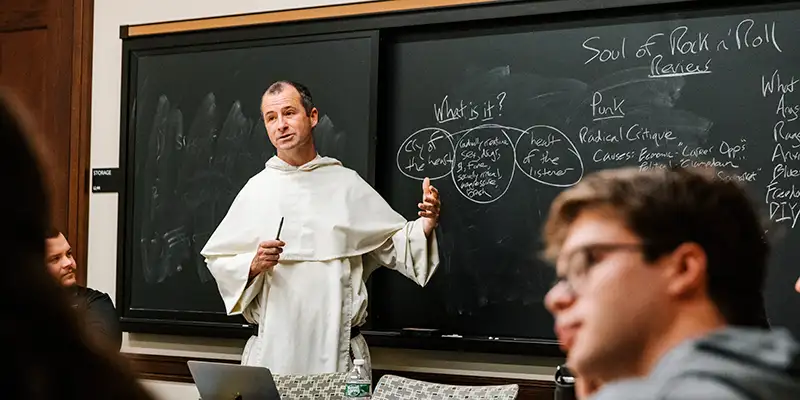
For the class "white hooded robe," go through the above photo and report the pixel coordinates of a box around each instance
[201,155,439,375]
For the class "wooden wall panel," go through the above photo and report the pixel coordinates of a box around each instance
[0,0,93,283]
[0,29,47,119]
[0,0,48,32]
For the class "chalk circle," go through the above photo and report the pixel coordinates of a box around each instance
[451,125,516,204]
[515,125,584,188]
[396,127,455,181]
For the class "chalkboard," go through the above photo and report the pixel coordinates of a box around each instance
[118,1,800,353]
[369,3,800,348]
[119,31,377,334]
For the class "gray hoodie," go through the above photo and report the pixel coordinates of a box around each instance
[591,327,800,399]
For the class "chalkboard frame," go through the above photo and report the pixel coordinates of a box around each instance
[116,29,382,338]
[115,0,799,356]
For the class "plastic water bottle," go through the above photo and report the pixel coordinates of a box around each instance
[344,358,371,399]
[554,363,576,400]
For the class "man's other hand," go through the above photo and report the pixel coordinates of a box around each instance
[250,240,285,278]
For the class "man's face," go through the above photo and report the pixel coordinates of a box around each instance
[46,233,77,287]
[544,207,671,381]
[261,86,318,154]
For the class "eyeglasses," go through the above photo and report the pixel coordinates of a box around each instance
[551,243,647,295]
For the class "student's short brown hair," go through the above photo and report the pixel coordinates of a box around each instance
[46,226,63,239]
[543,166,769,327]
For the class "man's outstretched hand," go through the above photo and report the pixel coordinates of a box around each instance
[418,177,441,238]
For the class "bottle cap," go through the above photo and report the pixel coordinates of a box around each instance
[354,359,365,365]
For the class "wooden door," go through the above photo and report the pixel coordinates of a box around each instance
[0,0,93,283]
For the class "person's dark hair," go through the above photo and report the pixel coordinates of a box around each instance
[0,88,155,399]
[543,166,769,328]
[46,225,62,239]
[264,80,315,115]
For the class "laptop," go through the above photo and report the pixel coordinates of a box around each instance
[187,360,282,400]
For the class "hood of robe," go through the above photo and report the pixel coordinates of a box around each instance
[265,154,341,172]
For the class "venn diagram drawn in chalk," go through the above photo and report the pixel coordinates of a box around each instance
[396,124,585,204]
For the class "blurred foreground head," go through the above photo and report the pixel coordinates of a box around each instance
[542,166,768,382]
[0,89,154,399]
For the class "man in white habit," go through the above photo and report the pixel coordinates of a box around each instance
[201,80,442,377]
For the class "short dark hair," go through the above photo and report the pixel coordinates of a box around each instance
[46,226,62,239]
[543,166,769,327]
[264,80,315,116]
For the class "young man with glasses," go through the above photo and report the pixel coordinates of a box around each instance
[543,166,800,399]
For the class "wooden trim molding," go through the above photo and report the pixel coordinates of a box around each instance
[68,0,93,286]
[124,353,556,400]
[124,0,495,37]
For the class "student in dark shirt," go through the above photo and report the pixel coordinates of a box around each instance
[45,228,122,351]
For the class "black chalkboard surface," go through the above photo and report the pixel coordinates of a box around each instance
[120,31,377,333]
[369,4,800,346]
